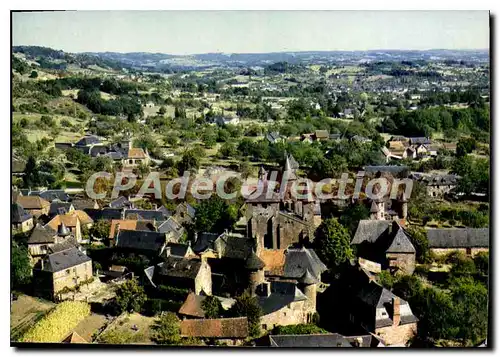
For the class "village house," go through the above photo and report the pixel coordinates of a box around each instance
[16,195,50,217]
[266,131,284,144]
[48,200,74,217]
[427,228,489,257]
[24,189,70,203]
[348,281,418,346]
[313,130,330,142]
[351,220,416,275]
[33,245,92,301]
[27,223,79,264]
[179,317,248,346]
[115,230,169,256]
[174,202,196,225]
[109,196,134,209]
[12,202,34,232]
[144,255,212,295]
[108,219,157,243]
[46,210,94,241]
[422,174,458,198]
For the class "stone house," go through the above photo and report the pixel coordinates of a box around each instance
[12,202,34,232]
[348,281,418,346]
[46,211,94,241]
[144,255,212,295]
[427,228,489,257]
[109,219,157,244]
[27,223,78,264]
[33,246,92,300]
[352,220,416,275]
[124,147,150,167]
[180,317,248,345]
[115,230,168,256]
[48,201,75,217]
[16,195,50,217]
[422,174,458,198]
[174,202,196,225]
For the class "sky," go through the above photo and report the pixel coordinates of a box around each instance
[12,11,490,55]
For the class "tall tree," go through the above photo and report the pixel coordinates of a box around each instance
[314,218,353,270]
[115,278,147,313]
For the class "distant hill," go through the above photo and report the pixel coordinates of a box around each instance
[12,45,489,73]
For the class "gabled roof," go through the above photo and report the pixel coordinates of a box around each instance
[115,230,166,253]
[257,281,308,315]
[214,233,254,260]
[124,209,165,221]
[40,247,91,273]
[28,223,57,244]
[192,232,219,253]
[157,217,184,240]
[283,247,327,280]
[48,237,79,254]
[33,190,70,203]
[75,135,100,147]
[156,257,202,280]
[61,331,88,344]
[87,208,123,221]
[16,195,50,210]
[109,196,133,209]
[386,227,416,253]
[427,228,489,248]
[166,242,194,258]
[49,201,74,217]
[109,219,142,239]
[351,220,391,245]
[178,292,235,318]
[70,199,98,211]
[245,250,266,270]
[180,317,248,339]
[157,205,172,218]
[12,202,32,223]
[269,333,352,348]
[127,148,147,159]
[175,202,196,218]
[47,213,79,230]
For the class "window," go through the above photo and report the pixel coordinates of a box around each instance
[66,269,70,275]
[129,160,133,164]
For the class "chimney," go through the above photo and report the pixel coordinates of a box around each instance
[392,297,401,326]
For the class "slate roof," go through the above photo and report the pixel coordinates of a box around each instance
[49,201,74,216]
[31,190,70,203]
[427,228,489,248]
[283,247,327,280]
[192,232,219,253]
[28,223,57,244]
[87,208,123,221]
[109,196,133,209]
[180,317,248,339]
[423,174,459,186]
[214,233,254,260]
[386,227,416,253]
[75,135,101,147]
[351,220,391,245]
[12,202,32,223]
[109,219,147,239]
[408,137,431,145]
[41,247,91,273]
[124,209,165,221]
[266,132,282,143]
[175,202,196,218]
[269,334,352,348]
[156,257,202,280]
[48,237,79,254]
[157,217,184,240]
[166,242,193,258]
[257,281,308,315]
[115,230,166,253]
[245,250,266,270]
[157,205,172,218]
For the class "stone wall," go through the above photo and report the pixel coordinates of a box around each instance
[430,247,489,257]
[375,322,417,346]
[53,260,93,295]
[386,252,415,275]
[195,259,212,295]
[260,300,310,330]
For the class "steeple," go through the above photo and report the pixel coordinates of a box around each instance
[57,222,70,237]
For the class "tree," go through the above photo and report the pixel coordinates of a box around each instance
[313,218,353,271]
[11,241,31,288]
[229,292,262,337]
[202,295,223,319]
[23,156,39,188]
[406,227,430,263]
[194,196,238,233]
[29,70,38,78]
[177,148,202,174]
[90,220,111,240]
[218,142,237,158]
[115,278,147,313]
[158,106,167,115]
[152,312,181,345]
[339,202,370,236]
[272,323,327,335]
[473,252,489,277]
